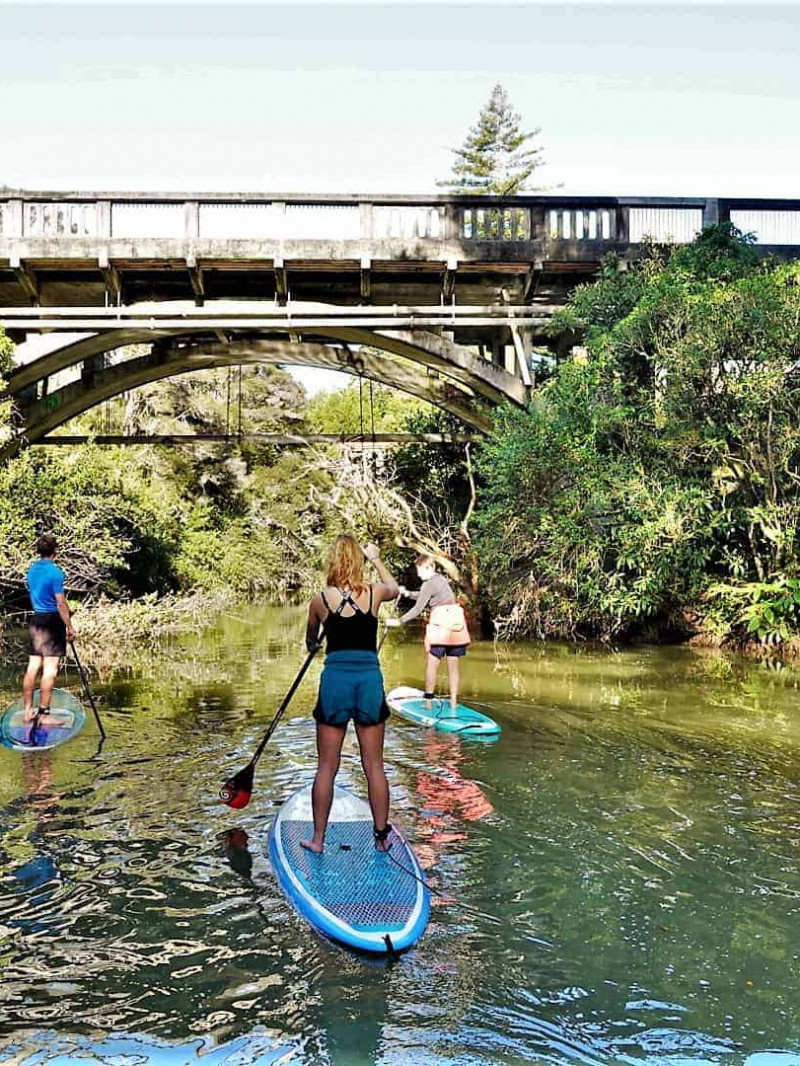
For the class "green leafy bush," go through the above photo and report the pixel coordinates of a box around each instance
[475,227,800,645]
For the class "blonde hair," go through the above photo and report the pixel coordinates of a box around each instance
[326,534,366,594]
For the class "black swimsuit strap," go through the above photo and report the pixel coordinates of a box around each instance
[322,588,358,615]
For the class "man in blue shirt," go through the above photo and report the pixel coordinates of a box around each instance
[23,533,75,722]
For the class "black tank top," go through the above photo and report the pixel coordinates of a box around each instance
[322,587,378,653]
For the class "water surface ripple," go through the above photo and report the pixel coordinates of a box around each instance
[1,608,799,1064]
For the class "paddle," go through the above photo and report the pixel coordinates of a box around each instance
[219,639,324,809]
[376,593,401,654]
[377,622,393,654]
[220,592,356,809]
[69,641,106,741]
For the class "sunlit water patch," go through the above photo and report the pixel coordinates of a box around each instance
[1,607,800,1063]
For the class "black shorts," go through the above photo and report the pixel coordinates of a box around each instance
[29,612,67,658]
[429,644,468,659]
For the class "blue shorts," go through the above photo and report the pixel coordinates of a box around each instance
[313,651,390,728]
[429,644,468,659]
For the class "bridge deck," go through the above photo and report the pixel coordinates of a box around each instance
[2,192,799,310]
[3,191,800,454]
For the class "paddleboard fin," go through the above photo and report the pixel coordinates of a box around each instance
[383,933,400,961]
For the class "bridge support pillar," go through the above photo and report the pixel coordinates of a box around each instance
[703,199,730,229]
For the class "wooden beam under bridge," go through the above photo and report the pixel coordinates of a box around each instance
[32,432,480,447]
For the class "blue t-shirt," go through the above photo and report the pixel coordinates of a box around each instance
[26,559,65,613]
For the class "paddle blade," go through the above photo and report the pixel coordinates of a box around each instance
[220,762,255,808]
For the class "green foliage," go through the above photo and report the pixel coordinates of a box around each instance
[475,226,800,645]
[669,222,760,282]
[303,378,426,435]
[706,578,800,646]
[0,328,13,428]
[172,509,284,596]
[552,251,659,337]
[439,83,547,195]
[0,329,13,377]
[393,406,473,529]
[0,360,335,609]
[0,445,180,598]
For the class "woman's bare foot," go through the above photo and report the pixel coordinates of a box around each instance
[23,706,36,723]
[300,838,324,854]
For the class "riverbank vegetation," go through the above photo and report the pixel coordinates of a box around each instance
[0,352,462,652]
[476,225,800,648]
[2,225,800,654]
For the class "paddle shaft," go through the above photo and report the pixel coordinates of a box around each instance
[237,589,390,779]
[376,594,401,655]
[69,642,106,740]
[248,641,322,769]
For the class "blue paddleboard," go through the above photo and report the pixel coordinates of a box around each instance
[387,686,501,738]
[0,688,86,752]
[269,783,430,955]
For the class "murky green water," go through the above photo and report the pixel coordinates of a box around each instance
[2,605,800,1065]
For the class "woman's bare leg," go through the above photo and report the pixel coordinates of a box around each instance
[301,723,347,853]
[424,653,440,707]
[446,655,460,709]
[354,721,390,849]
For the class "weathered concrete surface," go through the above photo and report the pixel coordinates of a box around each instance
[0,338,492,460]
[5,302,527,408]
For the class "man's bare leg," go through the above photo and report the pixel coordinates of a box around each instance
[39,657,60,720]
[23,657,42,722]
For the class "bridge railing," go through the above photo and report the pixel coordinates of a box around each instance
[2,193,800,249]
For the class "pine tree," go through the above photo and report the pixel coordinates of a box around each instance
[439,84,546,196]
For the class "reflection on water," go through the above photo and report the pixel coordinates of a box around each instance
[1,606,800,1064]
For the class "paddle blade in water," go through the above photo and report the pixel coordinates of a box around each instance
[220,762,255,808]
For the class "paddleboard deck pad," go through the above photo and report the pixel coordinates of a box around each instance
[387,686,501,738]
[1,688,86,752]
[269,783,430,954]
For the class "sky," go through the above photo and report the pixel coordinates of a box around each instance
[1,2,798,199]
[3,1,798,393]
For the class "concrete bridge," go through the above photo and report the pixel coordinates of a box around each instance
[2,190,799,454]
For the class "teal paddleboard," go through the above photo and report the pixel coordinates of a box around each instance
[386,686,501,738]
[0,688,86,751]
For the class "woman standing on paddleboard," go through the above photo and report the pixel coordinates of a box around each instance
[302,535,399,854]
[386,555,470,711]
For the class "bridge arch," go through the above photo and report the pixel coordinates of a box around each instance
[0,338,491,460]
[6,301,526,408]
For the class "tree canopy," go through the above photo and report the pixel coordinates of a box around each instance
[439,83,546,196]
